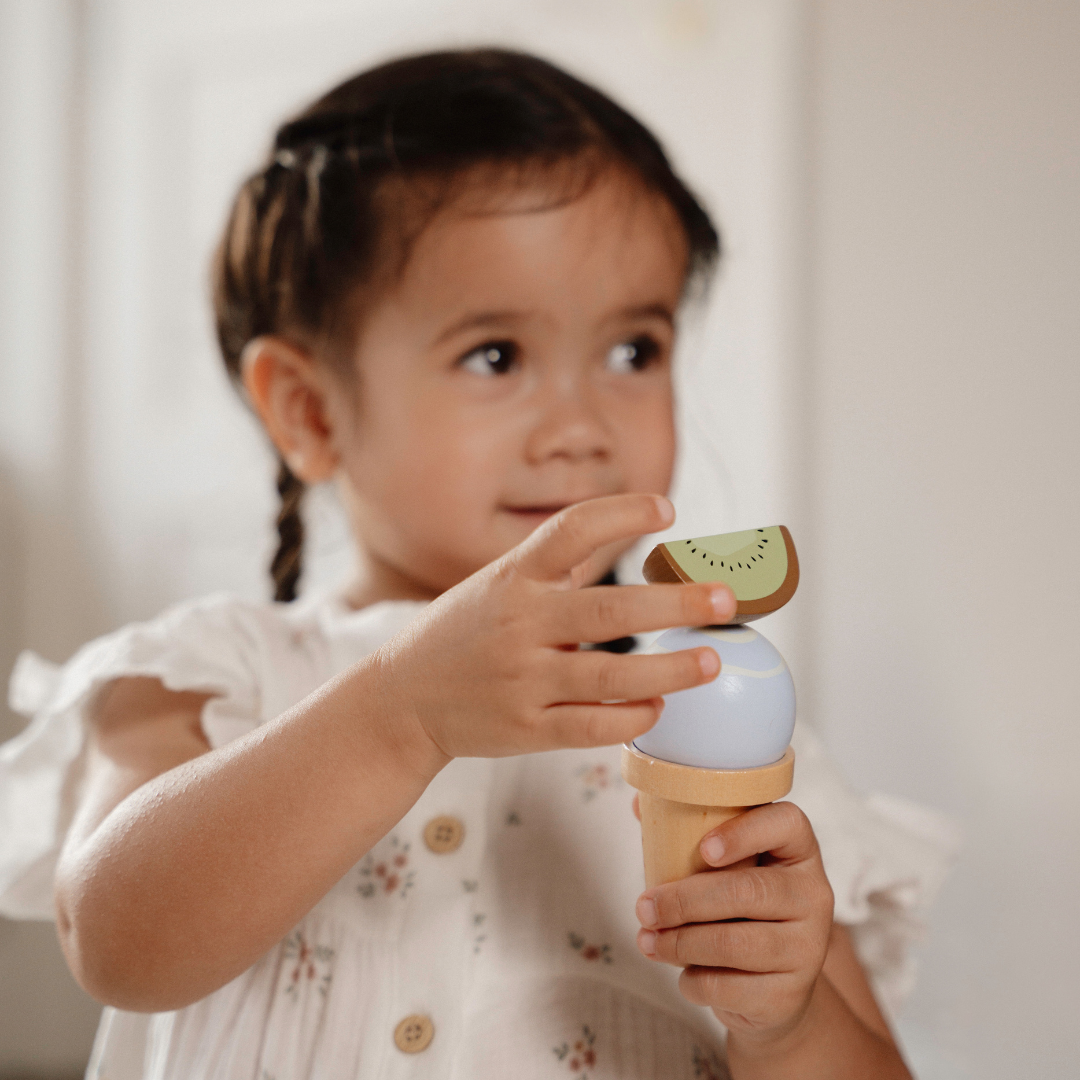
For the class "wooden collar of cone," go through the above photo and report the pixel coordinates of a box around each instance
[621,743,795,887]
[621,743,795,804]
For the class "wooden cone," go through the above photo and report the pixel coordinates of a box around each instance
[621,743,795,888]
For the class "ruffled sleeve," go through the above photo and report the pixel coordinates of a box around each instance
[788,722,960,1015]
[0,595,264,920]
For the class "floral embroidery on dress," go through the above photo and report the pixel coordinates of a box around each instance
[568,931,612,963]
[692,1045,727,1079]
[553,1025,597,1076]
[282,931,333,999]
[575,762,618,801]
[358,835,415,899]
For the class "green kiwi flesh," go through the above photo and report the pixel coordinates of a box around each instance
[643,525,799,622]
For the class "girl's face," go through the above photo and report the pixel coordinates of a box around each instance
[330,167,687,600]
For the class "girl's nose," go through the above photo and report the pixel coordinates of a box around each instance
[523,383,613,465]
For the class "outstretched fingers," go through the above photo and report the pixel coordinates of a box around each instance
[512,494,674,584]
[546,582,736,645]
[540,700,664,750]
[551,647,720,706]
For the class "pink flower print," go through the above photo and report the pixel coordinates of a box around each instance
[358,835,415,899]
[568,931,613,964]
[553,1025,597,1076]
[576,762,617,801]
[282,931,333,1000]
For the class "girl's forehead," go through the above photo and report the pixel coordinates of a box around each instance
[393,165,688,288]
[465,161,678,234]
[410,204,682,327]
[380,158,685,265]
[338,161,689,366]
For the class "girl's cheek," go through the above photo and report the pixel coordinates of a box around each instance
[380,420,500,513]
[614,399,676,486]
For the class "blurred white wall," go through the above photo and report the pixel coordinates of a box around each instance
[805,3,1080,1076]
[0,4,104,1076]
[1,0,1078,1077]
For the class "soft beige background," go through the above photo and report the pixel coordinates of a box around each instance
[1,1,1078,1078]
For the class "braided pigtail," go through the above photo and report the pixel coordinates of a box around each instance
[271,459,305,603]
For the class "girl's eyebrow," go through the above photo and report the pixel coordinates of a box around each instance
[608,302,675,327]
[432,310,526,346]
[433,302,674,347]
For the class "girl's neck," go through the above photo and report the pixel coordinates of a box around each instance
[341,551,443,611]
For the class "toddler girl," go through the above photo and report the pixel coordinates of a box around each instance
[0,49,946,1080]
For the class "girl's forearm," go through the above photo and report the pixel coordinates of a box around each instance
[726,975,912,1080]
[56,653,448,1012]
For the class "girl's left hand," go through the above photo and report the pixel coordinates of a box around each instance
[634,801,834,1038]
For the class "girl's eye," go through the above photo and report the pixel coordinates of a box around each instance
[605,335,661,373]
[458,340,520,377]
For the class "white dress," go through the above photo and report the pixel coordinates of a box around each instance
[0,592,956,1080]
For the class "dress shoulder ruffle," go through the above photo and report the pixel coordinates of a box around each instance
[0,594,267,920]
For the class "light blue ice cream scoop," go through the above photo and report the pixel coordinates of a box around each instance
[633,626,796,769]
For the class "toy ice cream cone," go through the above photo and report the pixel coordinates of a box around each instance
[621,742,794,887]
[628,526,802,887]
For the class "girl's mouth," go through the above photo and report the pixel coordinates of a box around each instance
[500,494,617,524]
[501,504,571,521]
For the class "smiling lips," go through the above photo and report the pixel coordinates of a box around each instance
[501,504,572,521]
[501,499,622,527]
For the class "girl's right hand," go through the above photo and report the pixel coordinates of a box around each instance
[375,493,735,761]
[55,493,729,1011]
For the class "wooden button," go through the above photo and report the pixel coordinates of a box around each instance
[423,815,464,854]
[394,1013,434,1054]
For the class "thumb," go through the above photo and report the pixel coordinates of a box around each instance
[698,802,820,869]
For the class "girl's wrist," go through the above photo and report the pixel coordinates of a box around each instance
[725,976,911,1080]
[356,647,453,785]
[723,986,817,1066]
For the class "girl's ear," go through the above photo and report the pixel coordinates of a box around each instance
[240,337,340,484]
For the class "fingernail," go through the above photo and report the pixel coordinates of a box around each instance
[638,929,657,956]
[710,586,734,621]
[698,649,720,678]
[636,895,657,927]
[701,835,725,864]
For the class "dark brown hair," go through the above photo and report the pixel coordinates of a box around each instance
[213,47,720,602]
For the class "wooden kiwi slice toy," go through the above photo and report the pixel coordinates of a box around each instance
[642,525,799,623]
[627,525,800,887]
